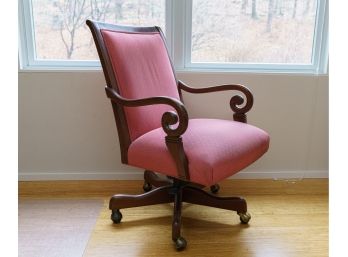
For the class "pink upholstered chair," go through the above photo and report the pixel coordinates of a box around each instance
[87,20,270,250]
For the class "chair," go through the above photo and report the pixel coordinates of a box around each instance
[86,20,270,250]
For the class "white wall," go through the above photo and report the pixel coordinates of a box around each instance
[18,71,328,180]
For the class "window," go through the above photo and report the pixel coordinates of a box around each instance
[19,0,166,68]
[32,0,165,61]
[19,0,328,73]
[191,0,317,64]
[184,0,328,72]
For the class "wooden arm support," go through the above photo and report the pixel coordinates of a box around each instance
[105,86,190,181]
[178,80,254,123]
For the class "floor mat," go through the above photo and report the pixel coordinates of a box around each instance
[19,199,103,257]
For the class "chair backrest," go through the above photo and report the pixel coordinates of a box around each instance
[86,20,180,163]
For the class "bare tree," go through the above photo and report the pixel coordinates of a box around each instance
[266,0,274,32]
[251,0,257,19]
[150,1,155,18]
[114,0,124,23]
[292,0,298,19]
[274,0,283,16]
[302,0,317,16]
[312,0,317,12]
[87,0,113,47]
[89,0,112,22]
[56,0,88,59]
[241,0,248,14]
[137,0,141,24]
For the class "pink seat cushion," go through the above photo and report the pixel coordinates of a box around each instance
[128,119,270,186]
[101,29,180,141]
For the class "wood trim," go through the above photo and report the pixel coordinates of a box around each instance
[105,87,188,138]
[86,20,131,164]
[19,179,328,198]
[105,86,190,180]
[182,186,247,213]
[86,20,190,180]
[109,185,174,210]
[178,80,254,123]
[86,20,177,164]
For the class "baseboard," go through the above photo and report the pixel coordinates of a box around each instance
[231,170,328,179]
[18,171,143,181]
[19,178,328,197]
[18,169,328,181]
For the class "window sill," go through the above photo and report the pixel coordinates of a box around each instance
[19,65,328,76]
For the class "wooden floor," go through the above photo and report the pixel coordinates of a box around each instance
[19,179,328,257]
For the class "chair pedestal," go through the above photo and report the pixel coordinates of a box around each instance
[143,170,221,194]
[109,171,250,250]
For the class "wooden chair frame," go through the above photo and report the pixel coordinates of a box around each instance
[87,20,254,250]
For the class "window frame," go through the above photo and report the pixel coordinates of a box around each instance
[183,0,328,74]
[19,0,328,74]
[19,0,101,70]
[19,0,172,70]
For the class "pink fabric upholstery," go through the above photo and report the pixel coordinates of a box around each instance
[128,119,270,186]
[101,29,180,141]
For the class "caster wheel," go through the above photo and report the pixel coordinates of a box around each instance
[238,212,251,224]
[174,236,187,251]
[111,209,122,224]
[210,184,220,194]
[143,182,152,192]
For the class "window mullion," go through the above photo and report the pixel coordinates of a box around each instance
[317,0,329,74]
[171,0,188,70]
[165,0,174,59]
[19,0,32,69]
[183,0,193,71]
[311,0,327,73]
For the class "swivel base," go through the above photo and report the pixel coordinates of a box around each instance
[109,170,250,250]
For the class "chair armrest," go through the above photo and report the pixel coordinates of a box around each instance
[106,86,190,181]
[105,87,189,137]
[178,80,254,123]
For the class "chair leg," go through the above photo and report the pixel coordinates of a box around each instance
[143,171,219,195]
[143,170,173,192]
[210,184,220,194]
[109,185,174,223]
[172,186,187,251]
[110,180,250,250]
[182,186,250,223]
